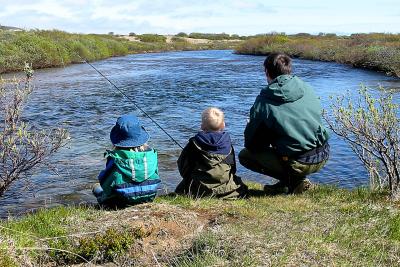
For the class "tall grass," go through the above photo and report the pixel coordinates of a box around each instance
[235,33,400,76]
[0,30,240,74]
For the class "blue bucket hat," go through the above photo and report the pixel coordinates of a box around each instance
[110,114,149,147]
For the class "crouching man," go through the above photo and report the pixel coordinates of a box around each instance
[239,53,330,194]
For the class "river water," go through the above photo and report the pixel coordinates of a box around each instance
[1,50,399,217]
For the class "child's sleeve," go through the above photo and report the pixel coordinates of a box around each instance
[98,157,114,184]
[97,157,119,201]
[177,140,196,178]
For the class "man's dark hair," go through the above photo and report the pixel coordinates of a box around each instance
[263,53,292,79]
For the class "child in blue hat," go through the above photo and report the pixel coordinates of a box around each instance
[93,114,161,207]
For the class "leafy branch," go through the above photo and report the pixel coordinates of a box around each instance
[324,85,399,198]
[0,63,69,197]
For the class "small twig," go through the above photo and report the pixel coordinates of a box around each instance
[151,249,161,267]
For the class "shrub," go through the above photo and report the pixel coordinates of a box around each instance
[235,33,400,77]
[48,227,146,264]
[325,86,399,198]
[0,29,242,74]
[137,34,166,43]
[293,33,312,37]
[0,64,69,197]
[188,32,231,40]
[0,30,167,73]
[176,32,188,37]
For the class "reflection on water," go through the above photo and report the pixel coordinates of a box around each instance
[0,50,399,217]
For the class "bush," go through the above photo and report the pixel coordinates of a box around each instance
[0,29,243,74]
[176,32,188,37]
[325,86,399,198]
[235,33,400,76]
[137,34,166,43]
[0,64,69,197]
[49,228,138,264]
[0,30,169,73]
[188,32,232,40]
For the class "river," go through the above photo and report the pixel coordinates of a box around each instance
[0,50,399,217]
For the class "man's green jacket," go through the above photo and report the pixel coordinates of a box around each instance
[244,75,329,157]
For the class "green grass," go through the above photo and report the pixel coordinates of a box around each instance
[235,33,400,77]
[0,29,242,74]
[159,183,399,266]
[1,183,399,266]
[0,205,147,265]
[0,206,102,264]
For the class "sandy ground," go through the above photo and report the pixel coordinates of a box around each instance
[120,35,223,44]
[120,35,140,42]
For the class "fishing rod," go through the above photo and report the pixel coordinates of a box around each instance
[76,55,184,149]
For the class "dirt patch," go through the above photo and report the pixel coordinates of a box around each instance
[69,203,217,266]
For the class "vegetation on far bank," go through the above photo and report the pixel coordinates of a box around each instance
[175,32,249,40]
[0,183,398,266]
[235,33,400,77]
[0,30,242,74]
[2,30,400,77]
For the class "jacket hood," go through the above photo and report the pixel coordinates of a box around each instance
[261,75,305,103]
[194,131,232,155]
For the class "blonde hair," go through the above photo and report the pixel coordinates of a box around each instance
[201,107,225,131]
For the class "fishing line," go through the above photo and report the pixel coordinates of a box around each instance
[76,55,184,149]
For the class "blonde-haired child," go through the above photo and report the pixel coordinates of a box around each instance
[175,107,247,198]
[201,107,225,131]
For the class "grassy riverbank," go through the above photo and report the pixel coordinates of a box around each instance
[2,30,399,77]
[235,33,400,77]
[0,30,241,74]
[1,183,399,266]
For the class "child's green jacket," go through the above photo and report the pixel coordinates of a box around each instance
[175,132,247,199]
[97,148,161,205]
